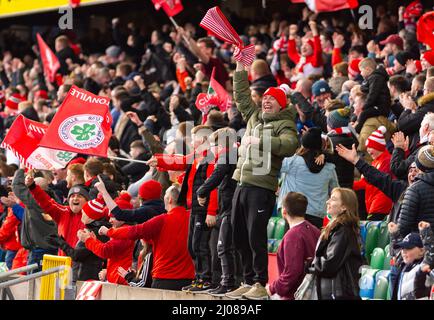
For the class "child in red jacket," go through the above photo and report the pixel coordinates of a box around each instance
[147,125,218,292]
[353,126,394,220]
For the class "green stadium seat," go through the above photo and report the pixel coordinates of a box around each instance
[365,224,380,263]
[383,245,392,270]
[273,218,287,240]
[267,217,279,239]
[272,239,282,253]
[377,221,390,249]
[370,248,385,269]
[267,239,276,253]
[373,276,389,300]
[359,268,380,299]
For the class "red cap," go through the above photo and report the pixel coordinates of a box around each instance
[263,87,287,109]
[115,192,133,210]
[380,34,403,49]
[138,180,162,201]
[366,126,387,152]
[68,157,87,166]
[82,195,108,221]
[348,58,362,78]
[5,93,25,110]
[422,51,434,66]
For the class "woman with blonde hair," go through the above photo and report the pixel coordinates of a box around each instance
[313,187,363,300]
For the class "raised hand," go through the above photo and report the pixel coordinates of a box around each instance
[99,226,109,236]
[391,132,409,151]
[388,222,399,234]
[126,111,143,127]
[94,175,107,194]
[335,144,359,165]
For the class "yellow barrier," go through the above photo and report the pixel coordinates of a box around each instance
[39,255,72,300]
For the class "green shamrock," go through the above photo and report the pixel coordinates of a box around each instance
[70,124,96,141]
[57,151,74,162]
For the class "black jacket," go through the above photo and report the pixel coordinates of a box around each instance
[360,66,391,115]
[56,47,79,76]
[327,132,358,189]
[196,149,237,217]
[390,142,427,181]
[398,170,434,236]
[355,159,408,223]
[111,199,166,224]
[12,169,58,251]
[398,92,434,137]
[314,223,362,300]
[178,151,216,216]
[121,152,151,183]
[48,219,111,282]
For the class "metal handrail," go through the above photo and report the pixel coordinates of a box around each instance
[0,264,38,281]
[0,266,65,290]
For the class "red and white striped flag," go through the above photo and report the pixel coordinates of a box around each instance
[76,281,103,300]
[200,6,255,68]
[36,33,60,83]
[0,115,77,170]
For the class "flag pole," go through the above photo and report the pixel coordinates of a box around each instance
[168,16,190,44]
[107,156,149,165]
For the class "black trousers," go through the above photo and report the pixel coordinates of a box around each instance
[210,218,222,285]
[188,214,212,282]
[231,185,275,286]
[151,278,193,291]
[217,214,236,287]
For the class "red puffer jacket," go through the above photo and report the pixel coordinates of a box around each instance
[0,208,22,252]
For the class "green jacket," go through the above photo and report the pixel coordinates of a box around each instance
[232,70,299,191]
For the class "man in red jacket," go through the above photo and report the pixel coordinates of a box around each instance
[77,195,135,286]
[25,175,89,255]
[353,126,394,220]
[147,125,218,292]
[287,21,323,83]
[99,185,195,290]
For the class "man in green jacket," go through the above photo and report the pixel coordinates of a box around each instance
[226,61,298,300]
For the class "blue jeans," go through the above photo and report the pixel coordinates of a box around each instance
[5,250,18,270]
[27,248,58,274]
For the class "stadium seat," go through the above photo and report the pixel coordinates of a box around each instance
[267,217,278,239]
[373,276,389,300]
[383,245,392,270]
[365,224,380,263]
[272,239,282,253]
[370,248,385,269]
[267,239,276,253]
[273,218,287,240]
[377,221,390,249]
[359,270,379,300]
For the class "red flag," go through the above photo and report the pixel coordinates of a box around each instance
[403,0,423,20]
[195,68,232,123]
[36,33,60,83]
[39,86,112,157]
[417,11,434,50]
[305,0,358,13]
[151,0,183,17]
[0,115,77,170]
[200,6,255,67]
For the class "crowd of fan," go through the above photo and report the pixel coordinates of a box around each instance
[0,3,434,300]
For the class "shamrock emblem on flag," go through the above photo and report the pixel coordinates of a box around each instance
[56,151,74,162]
[71,124,96,141]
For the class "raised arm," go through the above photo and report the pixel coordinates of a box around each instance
[233,62,259,122]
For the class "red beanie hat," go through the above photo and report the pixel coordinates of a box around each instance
[5,93,25,110]
[366,126,387,152]
[348,58,362,78]
[138,180,162,201]
[422,51,434,66]
[115,192,133,210]
[263,85,288,109]
[82,195,108,221]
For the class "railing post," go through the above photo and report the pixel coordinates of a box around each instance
[27,279,35,300]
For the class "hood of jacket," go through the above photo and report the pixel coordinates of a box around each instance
[417,170,434,187]
[301,150,325,173]
[417,92,434,107]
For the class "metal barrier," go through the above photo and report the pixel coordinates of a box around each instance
[39,255,72,300]
[0,266,65,300]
